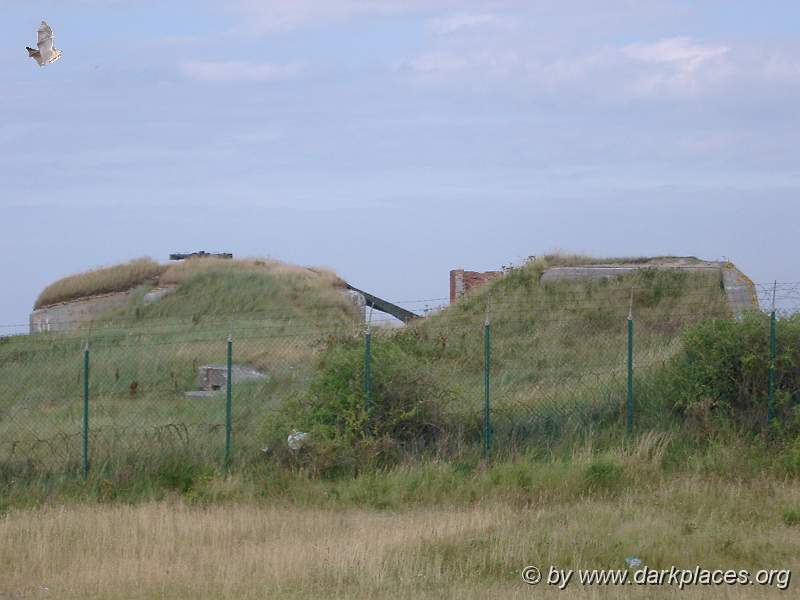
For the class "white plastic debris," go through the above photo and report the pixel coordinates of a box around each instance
[625,557,642,569]
[287,430,309,451]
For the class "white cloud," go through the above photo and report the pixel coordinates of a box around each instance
[623,37,729,68]
[429,13,512,35]
[181,61,303,83]
[403,35,744,99]
[622,38,731,97]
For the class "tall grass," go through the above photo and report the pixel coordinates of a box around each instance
[259,257,732,471]
[2,441,799,599]
[35,258,166,308]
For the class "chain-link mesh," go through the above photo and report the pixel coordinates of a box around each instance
[2,278,798,476]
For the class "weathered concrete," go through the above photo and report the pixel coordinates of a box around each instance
[197,365,266,391]
[30,291,133,333]
[142,285,177,305]
[184,390,221,399]
[721,263,760,317]
[29,285,178,333]
[343,289,367,322]
[539,259,758,319]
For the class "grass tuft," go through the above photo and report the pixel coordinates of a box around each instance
[35,258,166,308]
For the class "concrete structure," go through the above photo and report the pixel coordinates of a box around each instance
[30,278,413,333]
[197,365,265,391]
[344,289,367,322]
[540,259,758,318]
[30,286,177,333]
[142,286,176,305]
[30,290,133,333]
[449,269,502,303]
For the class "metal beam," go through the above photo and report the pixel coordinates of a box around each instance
[345,284,419,323]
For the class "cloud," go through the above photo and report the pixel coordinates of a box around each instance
[429,13,512,35]
[403,35,745,99]
[181,61,303,83]
[621,37,732,96]
[623,37,729,68]
[233,0,442,32]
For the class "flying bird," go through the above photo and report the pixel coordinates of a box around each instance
[26,21,62,67]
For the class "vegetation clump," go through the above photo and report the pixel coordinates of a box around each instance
[35,257,165,308]
[668,312,800,434]
[263,337,455,477]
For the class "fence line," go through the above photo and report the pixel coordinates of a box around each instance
[1,288,798,476]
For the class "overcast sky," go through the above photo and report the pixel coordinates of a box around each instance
[1,1,799,330]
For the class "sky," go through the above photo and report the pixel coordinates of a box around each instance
[1,0,799,331]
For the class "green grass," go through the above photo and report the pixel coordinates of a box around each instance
[3,254,798,600]
[256,255,732,471]
[0,254,760,485]
[3,257,362,471]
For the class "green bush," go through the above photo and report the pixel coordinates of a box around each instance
[262,336,455,477]
[668,313,800,433]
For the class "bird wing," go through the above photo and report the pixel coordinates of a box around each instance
[26,46,44,66]
[37,21,54,56]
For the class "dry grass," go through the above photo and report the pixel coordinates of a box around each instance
[35,258,166,309]
[159,257,344,288]
[34,257,345,310]
[2,473,799,599]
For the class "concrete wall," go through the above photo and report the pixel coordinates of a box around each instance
[343,289,367,322]
[30,286,177,334]
[539,261,759,318]
[30,291,134,333]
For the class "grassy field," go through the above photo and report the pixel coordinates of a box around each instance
[2,255,798,598]
[2,435,799,599]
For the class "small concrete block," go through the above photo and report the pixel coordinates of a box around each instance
[197,365,266,391]
[184,390,221,399]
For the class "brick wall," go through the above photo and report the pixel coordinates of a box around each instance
[449,269,502,303]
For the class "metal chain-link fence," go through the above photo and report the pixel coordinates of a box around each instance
[1,282,798,477]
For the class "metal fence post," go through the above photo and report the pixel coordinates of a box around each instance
[626,297,634,436]
[225,333,232,473]
[82,341,90,479]
[364,329,372,415]
[483,318,492,458]
[768,308,777,428]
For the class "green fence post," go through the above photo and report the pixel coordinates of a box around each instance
[364,329,372,416]
[626,311,634,436]
[225,334,233,473]
[768,308,777,428]
[483,318,492,458]
[82,341,90,479]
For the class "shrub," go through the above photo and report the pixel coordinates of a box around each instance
[668,313,800,433]
[262,336,455,477]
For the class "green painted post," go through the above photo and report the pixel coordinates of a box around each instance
[225,334,232,473]
[626,316,634,436]
[768,309,777,428]
[483,319,492,458]
[82,342,90,479]
[364,330,372,415]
